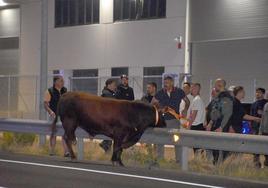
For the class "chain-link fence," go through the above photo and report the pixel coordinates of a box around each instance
[69,75,164,97]
[0,75,39,119]
[0,75,162,119]
[1,74,266,120]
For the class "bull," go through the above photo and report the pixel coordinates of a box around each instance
[53,92,166,166]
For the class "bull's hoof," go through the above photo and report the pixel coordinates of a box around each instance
[148,161,160,170]
[112,160,125,167]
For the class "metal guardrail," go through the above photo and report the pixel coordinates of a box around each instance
[1,118,268,171]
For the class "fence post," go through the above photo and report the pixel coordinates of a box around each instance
[77,138,84,160]
[175,145,182,163]
[39,135,46,146]
[180,146,189,171]
[7,76,11,118]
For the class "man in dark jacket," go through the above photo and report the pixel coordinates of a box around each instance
[205,78,233,164]
[141,82,157,103]
[99,78,117,152]
[250,88,268,167]
[116,75,134,101]
[101,79,117,98]
[259,103,268,167]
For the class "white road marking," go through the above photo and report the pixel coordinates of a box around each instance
[0,159,223,188]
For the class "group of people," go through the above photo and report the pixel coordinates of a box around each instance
[148,77,268,167]
[43,74,268,168]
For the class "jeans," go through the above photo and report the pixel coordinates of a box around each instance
[190,123,205,153]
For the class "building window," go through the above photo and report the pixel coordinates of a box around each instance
[55,0,100,27]
[52,70,60,75]
[111,67,129,77]
[143,66,164,93]
[70,69,98,95]
[114,0,166,22]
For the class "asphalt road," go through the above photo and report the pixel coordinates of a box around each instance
[0,151,267,188]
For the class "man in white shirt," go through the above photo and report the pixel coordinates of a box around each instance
[180,82,194,119]
[189,83,206,152]
[189,83,205,128]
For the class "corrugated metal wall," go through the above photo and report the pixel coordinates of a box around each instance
[189,0,268,104]
[190,0,268,42]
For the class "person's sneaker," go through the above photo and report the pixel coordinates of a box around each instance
[49,151,56,156]
[255,161,262,168]
[64,152,71,158]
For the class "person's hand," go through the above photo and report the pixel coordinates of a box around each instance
[49,111,56,119]
[229,126,235,133]
[181,109,187,117]
[215,127,222,132]
[205,122,212,131]
[254,117,261,123]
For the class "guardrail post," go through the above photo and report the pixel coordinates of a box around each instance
[77,138,84,160]
[175,145,182,163]
[180,146,189,171]
[39,135,46,146]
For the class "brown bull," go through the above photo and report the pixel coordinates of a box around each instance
[53,92,166,166]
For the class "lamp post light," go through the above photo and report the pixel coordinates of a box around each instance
[0,0,7,7]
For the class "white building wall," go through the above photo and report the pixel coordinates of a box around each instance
[19,1,41,118]
[19,1,41,76]
[47,0,187,72]
[17,0,187,114]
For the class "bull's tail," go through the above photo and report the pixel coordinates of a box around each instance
[51,114,58,137]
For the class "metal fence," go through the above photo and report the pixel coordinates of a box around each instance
[0,75,162,119]
[0,75,39,119]
[1,74,267,120]
[1,118,268,171]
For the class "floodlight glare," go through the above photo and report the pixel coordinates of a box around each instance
[0,0,7,7]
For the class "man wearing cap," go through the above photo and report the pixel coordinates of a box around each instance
[116,75,135,101]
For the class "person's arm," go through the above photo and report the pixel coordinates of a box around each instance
[216,97,233,132]
[115,87,122,99]
[141,96,147,103]
[243,114,261,122]
[181,96,190,117]
[43,90,55,118]
[151,97,160,107]
[130,88,135,101]
[189,110,198,126]
[259,104,268,134]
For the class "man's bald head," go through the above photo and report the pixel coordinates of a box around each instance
[214,78,226,93]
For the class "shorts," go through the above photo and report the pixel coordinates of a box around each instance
[49,116,58,136]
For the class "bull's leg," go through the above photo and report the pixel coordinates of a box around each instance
[111,139,124,167]
[62,118,77,161]
[116,148,124,166]
[65,138,76,160]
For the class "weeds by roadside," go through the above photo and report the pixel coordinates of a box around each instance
[0,135,267,182]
